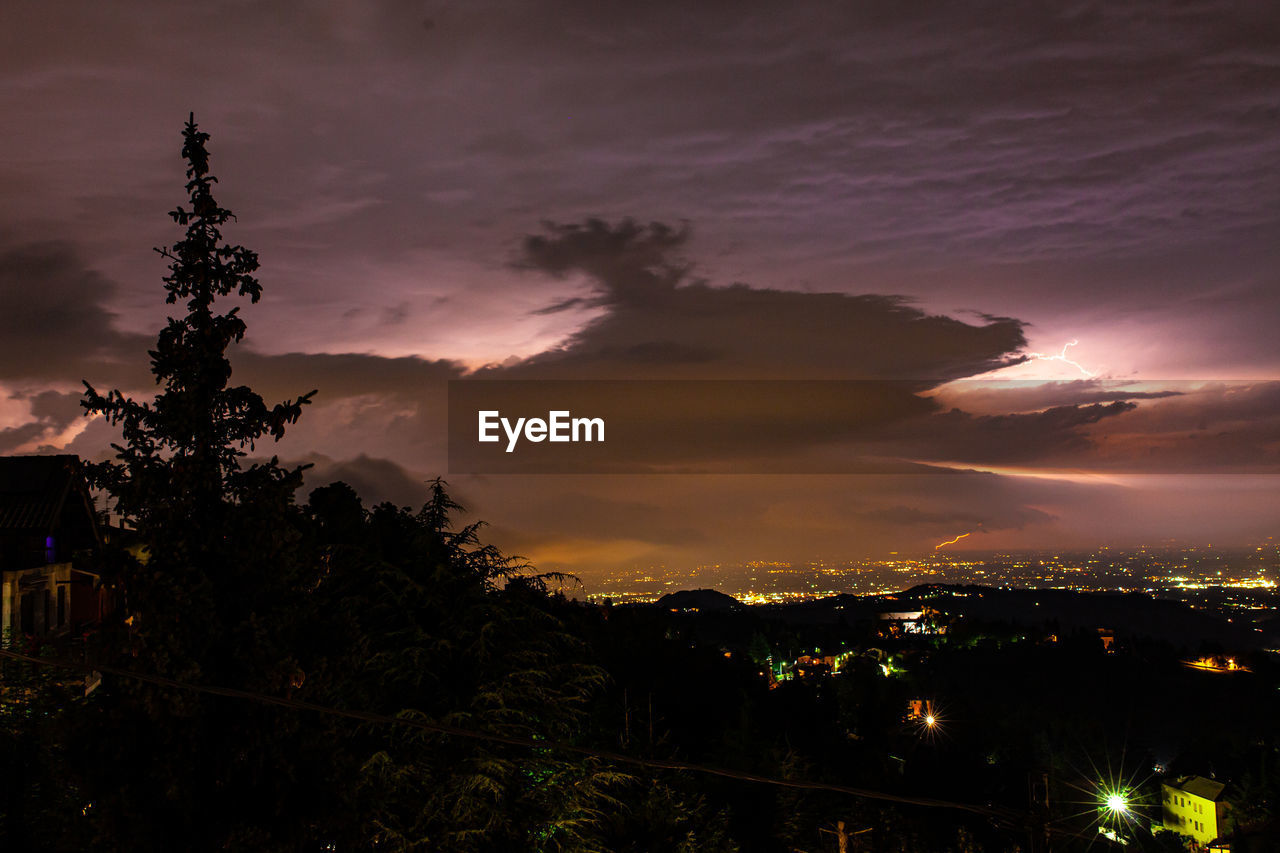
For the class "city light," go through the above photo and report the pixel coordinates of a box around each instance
[587,545,1277,607]
[911,701,946,742]
[1058,761,1151,842]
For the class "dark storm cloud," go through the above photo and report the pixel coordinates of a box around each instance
[1081,381,1280,472]
[1115,382,1280,432]
[503,219,1028,380]
[0,242,150,385]
[883,386,1280,474]
[453,219,1189,474]
[0,421,48,454]
[0,390,85,453]
[937,380,1184,415]
[882,401,1140,466]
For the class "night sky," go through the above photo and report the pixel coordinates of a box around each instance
[3,1,1278,581]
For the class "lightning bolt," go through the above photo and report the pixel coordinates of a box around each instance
[935,532,971,550]
[1026,339,1096,377]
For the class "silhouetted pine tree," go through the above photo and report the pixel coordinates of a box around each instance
[83,113,314,671]
[78,114,319,849]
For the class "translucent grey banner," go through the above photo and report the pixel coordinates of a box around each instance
[446,379,1280,475]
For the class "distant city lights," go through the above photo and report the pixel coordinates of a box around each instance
[584,545,1279,613]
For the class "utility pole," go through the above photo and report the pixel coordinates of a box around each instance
[820,820,872,852]
[818,820,850,853]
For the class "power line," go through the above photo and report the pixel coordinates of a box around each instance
[1,646,1017,824]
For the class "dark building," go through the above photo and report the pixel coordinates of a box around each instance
[0,455,105,640]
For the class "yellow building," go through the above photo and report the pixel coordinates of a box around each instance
[1161,775,1229,848]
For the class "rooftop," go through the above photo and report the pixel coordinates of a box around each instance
[1169,775,1227,802]
[0,454,85,533]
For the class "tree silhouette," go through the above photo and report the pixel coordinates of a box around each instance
[78,115,320,848]
[82,113,315,673]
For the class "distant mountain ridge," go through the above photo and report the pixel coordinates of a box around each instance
[655,588,741,611]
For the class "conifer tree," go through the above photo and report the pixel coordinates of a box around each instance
[83,113,314,675]
[79,114,318,847]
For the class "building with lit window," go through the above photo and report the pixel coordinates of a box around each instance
[1160,775,1231,849]
[1,455,105,641]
